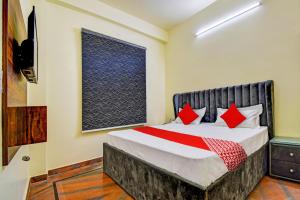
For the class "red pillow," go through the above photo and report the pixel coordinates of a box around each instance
[221,104,246,128]
[178,103,199,125]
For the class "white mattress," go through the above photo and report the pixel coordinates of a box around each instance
[107,123,268,188]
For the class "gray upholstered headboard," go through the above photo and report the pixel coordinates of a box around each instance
[173,80,274,139]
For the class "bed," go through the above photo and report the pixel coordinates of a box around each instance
[103,80,274,200]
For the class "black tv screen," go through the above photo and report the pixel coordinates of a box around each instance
[20,6,38,83]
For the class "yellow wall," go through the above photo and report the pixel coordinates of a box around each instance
[4,0,300,181]
[27,0,166,172]
[49,0,168,42]
[166,0,300,137]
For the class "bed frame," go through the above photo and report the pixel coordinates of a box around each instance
[103,80,274,200]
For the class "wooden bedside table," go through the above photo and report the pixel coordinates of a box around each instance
[270,137,300,182]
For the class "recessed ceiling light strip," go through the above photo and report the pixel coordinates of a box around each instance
[195,1,261,37]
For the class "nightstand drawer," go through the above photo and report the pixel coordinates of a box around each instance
[271,160,300,181]
[271,144,300,164]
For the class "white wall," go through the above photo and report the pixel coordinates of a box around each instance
[0,146,30,200]
[166,0,300,138]
[28,0,166,172]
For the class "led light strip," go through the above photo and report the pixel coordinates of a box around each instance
[195,1,261,37]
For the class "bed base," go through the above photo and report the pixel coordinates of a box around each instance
[103,143,268,200]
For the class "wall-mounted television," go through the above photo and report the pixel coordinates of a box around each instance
[17,6,38,83]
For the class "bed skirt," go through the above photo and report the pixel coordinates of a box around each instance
[103,143,268,200]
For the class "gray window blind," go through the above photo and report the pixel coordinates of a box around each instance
[82,28,146,132]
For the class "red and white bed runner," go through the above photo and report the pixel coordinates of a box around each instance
[133,126,247,171]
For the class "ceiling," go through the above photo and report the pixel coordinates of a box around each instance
[99,0,216,30]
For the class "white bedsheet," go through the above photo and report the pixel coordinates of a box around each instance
[107,123,268,188]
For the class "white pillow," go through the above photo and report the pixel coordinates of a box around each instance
[175,107,207,125]
[215,104,263,128]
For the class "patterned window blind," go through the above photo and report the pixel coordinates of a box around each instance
[82,29,146,132]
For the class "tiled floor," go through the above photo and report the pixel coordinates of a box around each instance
[28,161,300,200]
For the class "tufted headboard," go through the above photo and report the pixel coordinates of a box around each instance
[173,80,274,139]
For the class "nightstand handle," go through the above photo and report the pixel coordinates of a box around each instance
[289,169,294,173]
[289,152,294,157]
